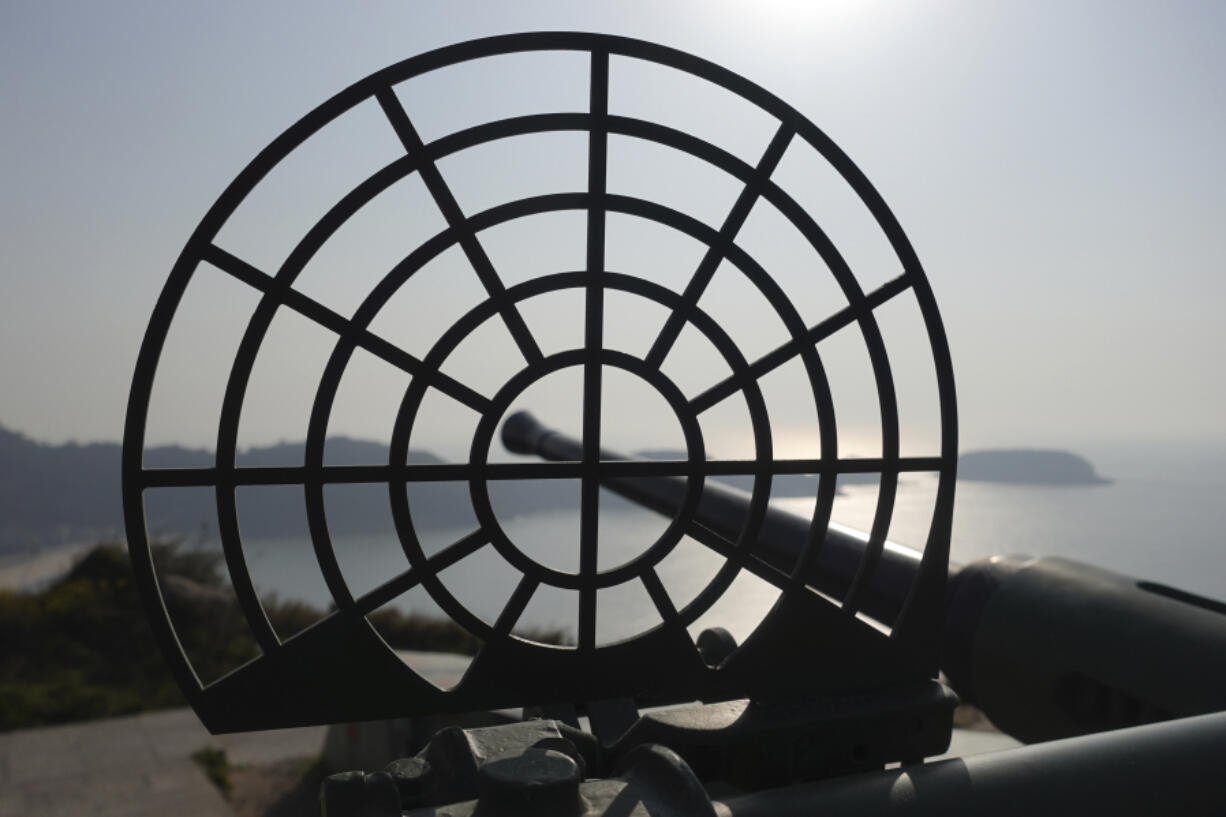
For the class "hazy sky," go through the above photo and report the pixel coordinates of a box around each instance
[3,1,1224,464]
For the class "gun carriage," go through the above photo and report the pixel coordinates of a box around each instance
[123,33,1226,815]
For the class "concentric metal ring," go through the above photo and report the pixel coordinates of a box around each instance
[122,32,957,730]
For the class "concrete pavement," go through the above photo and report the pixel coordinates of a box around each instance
[0,655,1019,816]
[0,708,325,817]
[0,651,469,817]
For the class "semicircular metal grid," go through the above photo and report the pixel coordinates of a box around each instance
[123,32,957,732]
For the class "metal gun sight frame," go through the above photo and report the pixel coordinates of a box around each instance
[124,32,955,746]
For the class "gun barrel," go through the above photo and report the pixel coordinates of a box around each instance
[503,412,1226,744]
[718,710,1226,816]
[501,411,922,625]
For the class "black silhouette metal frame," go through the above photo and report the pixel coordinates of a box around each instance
[123,32,957,732]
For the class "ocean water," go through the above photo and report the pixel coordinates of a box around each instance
[232,469,1226,647]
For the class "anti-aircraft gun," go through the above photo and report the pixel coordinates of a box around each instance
[502,411,1226,742]
[123,33,1226,816]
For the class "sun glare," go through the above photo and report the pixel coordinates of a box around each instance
[710,0,879,28]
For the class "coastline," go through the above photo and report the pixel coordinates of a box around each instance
[0,541,95,591]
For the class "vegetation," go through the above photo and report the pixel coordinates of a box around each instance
[0,541,568,732]
[191,745,233,795]
[0,543,184,729]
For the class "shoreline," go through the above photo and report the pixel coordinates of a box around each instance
[0,541,96,591]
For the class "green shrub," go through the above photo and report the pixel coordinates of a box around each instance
[191,745,232,794]
[0,540,570,731]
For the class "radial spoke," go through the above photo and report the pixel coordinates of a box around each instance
[139,467,219,488]
[644,123,794,369]
[699,456,943,476]
[578,49,610,655]
[426,528,490,572]
[682,519,794,594]
[202,244,492,414]
[355,568,423,615]
[640,568,679,625]
[136,461,581,488]
[690,273,912,414]
[578,585,596,651]
[494,575,540,636]
[138,455,943,490]
[355,529,489,615]
[582,50,609,463]
[375,88,543,365]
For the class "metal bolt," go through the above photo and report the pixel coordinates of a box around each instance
[477,747,583,814]
[385,756,433,806]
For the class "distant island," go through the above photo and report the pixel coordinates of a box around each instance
[958,449,1111,485]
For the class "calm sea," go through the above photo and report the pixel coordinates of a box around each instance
[232,459,1226,647]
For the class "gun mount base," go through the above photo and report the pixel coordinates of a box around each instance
[321,680,955,815]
